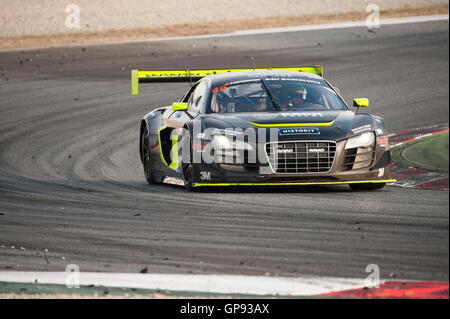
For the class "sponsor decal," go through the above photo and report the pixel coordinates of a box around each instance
[351,124,372,134]
[252,113,279,120]
[192,142,209,152]
[279,128,320,136]
[376,136,387,147]
[264,77,322,84]
[252,112,324,120]
[276,148,294,154]
[209,128,244,136]
[308,148,326,153]
[279,112,324,118]
[374,116,384,124]
[200,171,211,181]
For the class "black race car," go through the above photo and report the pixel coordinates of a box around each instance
[132,66,395,191]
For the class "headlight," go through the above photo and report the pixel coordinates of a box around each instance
[212,135,233,149]
[211,135,253,150]
[345,132,375,149]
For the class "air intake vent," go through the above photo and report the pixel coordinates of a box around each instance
[340,146,375,171]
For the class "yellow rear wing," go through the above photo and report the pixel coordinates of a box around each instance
[131,66,323,95]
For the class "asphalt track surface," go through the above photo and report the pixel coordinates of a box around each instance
[0,20,448,281]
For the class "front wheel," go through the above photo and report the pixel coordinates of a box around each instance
[350,183,385,191]
[141,127,156,184]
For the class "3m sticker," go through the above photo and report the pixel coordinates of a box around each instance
[200,171,211,180]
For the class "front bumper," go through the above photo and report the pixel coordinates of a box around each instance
[191,138,395,187]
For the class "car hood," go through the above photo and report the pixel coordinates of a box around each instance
[197,110,379,142]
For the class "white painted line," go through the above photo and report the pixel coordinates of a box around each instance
[0,272,375,296]
[95,14,450,45]
[388,123,449,138]
[1,14,448,52]
[391,180,421,188]
[229,14,449,37]
[415,133,433,139]
[103,14,450,44]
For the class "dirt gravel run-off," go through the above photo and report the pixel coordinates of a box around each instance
[0,3,448,50]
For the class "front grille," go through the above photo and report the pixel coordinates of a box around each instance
[265,141,336,174]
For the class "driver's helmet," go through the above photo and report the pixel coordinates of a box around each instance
[280,84,307,108]
[287,85,307,99]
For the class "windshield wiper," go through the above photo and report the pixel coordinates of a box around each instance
[261,79,281,112]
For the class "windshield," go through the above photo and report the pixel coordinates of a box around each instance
[206,78,348,113]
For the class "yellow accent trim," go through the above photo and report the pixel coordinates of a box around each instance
[248,120,335,128]
[172,102,188,111]
[170,135,179,170]
[193,180,397,187]
[158,127,179,170]
[158,127,168,167]
[353,98,369,107]
[131,69,139,95]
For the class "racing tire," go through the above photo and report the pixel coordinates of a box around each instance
[141,127,157,184]
[181,129,196,191]
[349,183,386,191]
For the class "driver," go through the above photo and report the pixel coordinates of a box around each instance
[279,85,307,110]
[211,92,231,113]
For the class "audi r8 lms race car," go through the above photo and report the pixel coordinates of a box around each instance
[133,66,396,191]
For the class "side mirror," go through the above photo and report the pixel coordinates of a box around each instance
[353,98,369,107]
[172,102,188,111]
